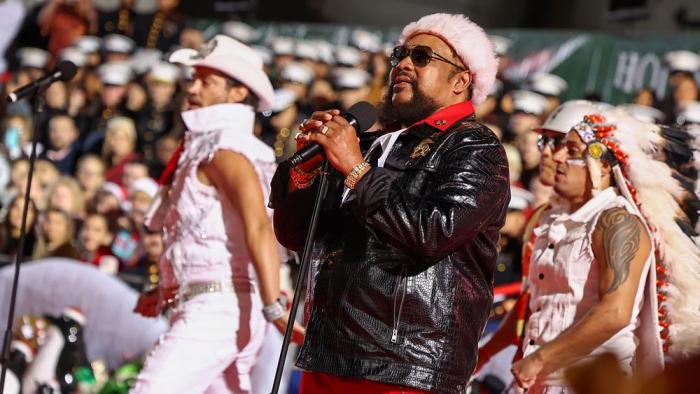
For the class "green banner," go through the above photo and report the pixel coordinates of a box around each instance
[200,21,700,104]
[495,30,700,104]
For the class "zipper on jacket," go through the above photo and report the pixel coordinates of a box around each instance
[391,265,408,343]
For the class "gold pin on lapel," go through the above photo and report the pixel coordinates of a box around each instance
[410,138,434,160]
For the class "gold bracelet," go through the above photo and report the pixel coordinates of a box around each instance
[344,161,371,190]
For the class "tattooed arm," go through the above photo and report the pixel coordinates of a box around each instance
[511,207,651,389]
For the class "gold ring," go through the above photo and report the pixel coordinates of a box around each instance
[321,126,329,135]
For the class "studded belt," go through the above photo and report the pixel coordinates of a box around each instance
[179,279,235,304]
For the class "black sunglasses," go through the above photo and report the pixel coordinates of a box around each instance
[390,45,466,71]
[537,134,565,152]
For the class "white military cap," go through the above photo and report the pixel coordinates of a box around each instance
[221,21,260,44]
[295,40,319,61]
[314,40,335,64]
[271,37,295,56]
[130,177,159,199]
[148,61,180,84]
[59,47,88,67]
[351,29,382,53]
[17,47,49,69]
[102,34,135,54]
[252,45,273,65]
[529,73,568,97]
[335,45,362,67]
[490,35,513,57]
[332,67,371,89]
[618,103,665,124]
[129,48,163,74]
[272,88,298,113]
[280,61,314,84]
[665,50,700,74]
[98,62,133,86]
[74,36,101,54]
[511,90,549,116]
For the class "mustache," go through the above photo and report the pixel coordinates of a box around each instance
[391,72,417,89]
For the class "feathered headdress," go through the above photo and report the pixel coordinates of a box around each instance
[572,109,700,360]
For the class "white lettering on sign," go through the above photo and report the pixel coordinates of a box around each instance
[613,51,669,100]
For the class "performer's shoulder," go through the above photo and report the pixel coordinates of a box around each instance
[449,120,501,146]
[212,128,276,164]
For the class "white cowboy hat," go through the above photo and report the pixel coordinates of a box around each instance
[169,35,274,112]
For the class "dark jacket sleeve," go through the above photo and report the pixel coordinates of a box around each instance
[269,161,319,252]
[353,132,510,263]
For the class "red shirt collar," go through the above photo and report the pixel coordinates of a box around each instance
[411,101,475,132]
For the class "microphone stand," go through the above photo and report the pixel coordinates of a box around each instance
[0,88,47,392]
[270,160,331,394]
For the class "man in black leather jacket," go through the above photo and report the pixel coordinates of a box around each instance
[270,13,510,394]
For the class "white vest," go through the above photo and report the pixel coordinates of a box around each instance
[523,187,662,386]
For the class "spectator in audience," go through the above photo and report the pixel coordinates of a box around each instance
[121,225,164,291]
[76,154,107,204]
[79,210,119,273]
[332,67,372,112]
[515,129,542,189]
[673,77,699,110]
[633,87,657,108]
[34,158,60,190]
[103,116,139,185]
[148,133,178,179]
[91,182,127,215]
[79,62,134,151]
[133,0,186,52]
[3,114,41,161]
[5,158,44,208]
[39,80,70,134]
[34,208,81,259]
[47,176,86,220]
[663,50,700,122]
[137,61,182,164]
[122,161,150,190]
[278,61,314,114]
[528,73,568,116]
[0,195,38,264]
[307,78,337,112]
[506,90,547,140]
[11,47,49,84]
[265,88,301,161]
[37,0,98,59]
[127,177,158,233]
[121,210,162,291]
[40,114,81,174]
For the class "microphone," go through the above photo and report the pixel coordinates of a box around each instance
[6,60,78,103]
[288,101,378,167]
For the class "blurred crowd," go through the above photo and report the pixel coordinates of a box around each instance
[1,0,700,388]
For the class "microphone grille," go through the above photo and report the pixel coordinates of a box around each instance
[347,101,378,132]
[56,60,78,82]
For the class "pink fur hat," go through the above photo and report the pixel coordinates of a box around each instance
[399,13,498,105]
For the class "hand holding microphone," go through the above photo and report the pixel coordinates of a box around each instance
[292,101,377,177]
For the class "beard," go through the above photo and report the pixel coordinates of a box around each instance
[378,81,441,127]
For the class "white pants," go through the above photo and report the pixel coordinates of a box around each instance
[250,324,299,394]
[131,291,265,394]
